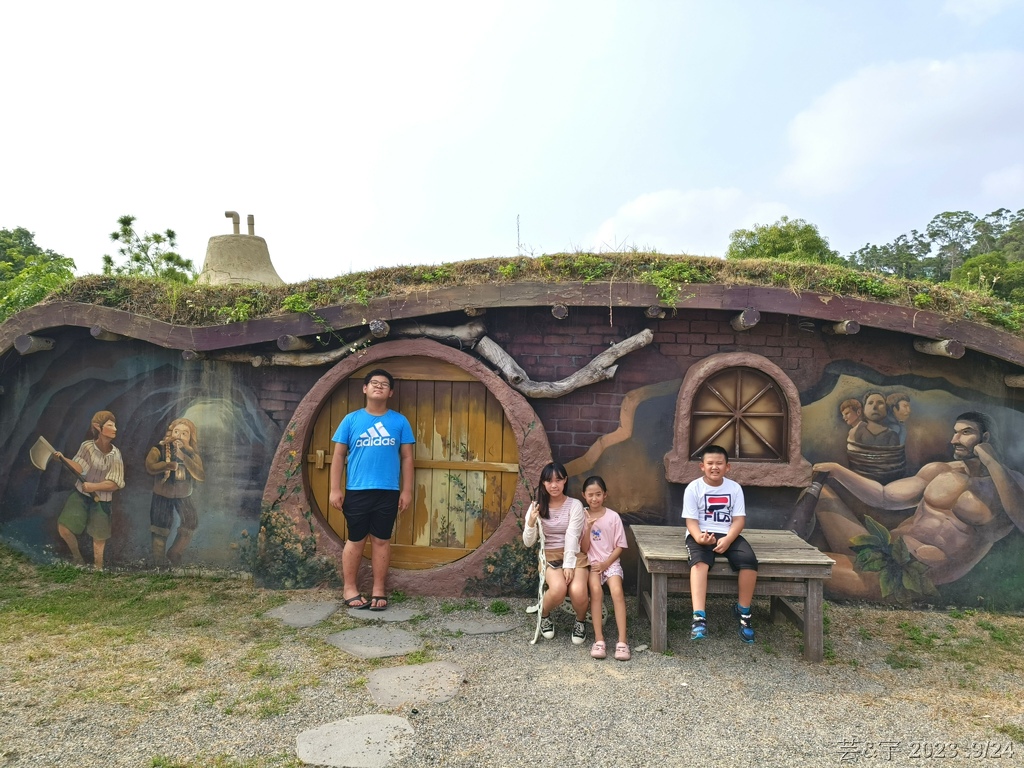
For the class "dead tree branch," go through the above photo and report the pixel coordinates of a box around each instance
[476,329,654,398]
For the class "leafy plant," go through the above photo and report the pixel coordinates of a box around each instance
[239,425,338,589]
[102,215,197,282]
[849,515,937,600]
[463,542,535,597]
[0,254,76,322]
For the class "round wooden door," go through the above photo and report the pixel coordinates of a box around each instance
[306,356,521,569]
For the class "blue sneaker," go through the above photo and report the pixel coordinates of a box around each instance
[734,604,755,644]
[690,611,707,641]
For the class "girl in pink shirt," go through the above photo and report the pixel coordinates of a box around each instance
[580,476,630,661]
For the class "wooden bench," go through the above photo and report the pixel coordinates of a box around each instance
[633,526,834,661]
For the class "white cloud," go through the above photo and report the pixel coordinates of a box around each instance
[943,0,1020,24]
[587,188,790,256]
[779,52,1024,196]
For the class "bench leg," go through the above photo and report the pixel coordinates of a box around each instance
[649,573,668,653]
[803,579,824,662]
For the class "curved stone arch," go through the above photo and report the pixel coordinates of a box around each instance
[664,352,812,487]
[263,338,551,595]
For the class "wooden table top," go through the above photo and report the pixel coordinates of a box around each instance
[631,525,835,568]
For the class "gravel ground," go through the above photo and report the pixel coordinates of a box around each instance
[3,593,1023,768]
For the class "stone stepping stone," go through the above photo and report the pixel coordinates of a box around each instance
[443,619,516,635]
[264,601,340,628]
[326,626,422,659]
[366,661,465,707]
[346,606,419,622]
[296,713,414,767]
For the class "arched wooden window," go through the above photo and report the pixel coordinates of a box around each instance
[665,353,811,487]
[690,366,787,462]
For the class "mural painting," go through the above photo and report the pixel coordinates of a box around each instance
[146,417,205,567]
[794,373,1024,607]
[0,332,285,572]
[49,410,124,570]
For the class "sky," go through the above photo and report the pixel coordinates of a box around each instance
[3,0,1023,284]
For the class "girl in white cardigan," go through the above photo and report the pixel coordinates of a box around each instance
[523,462,590,644]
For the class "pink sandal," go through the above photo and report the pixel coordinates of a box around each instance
[590,641,607,659]
[614,642,631,661]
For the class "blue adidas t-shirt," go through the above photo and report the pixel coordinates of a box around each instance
[332,409,415,491]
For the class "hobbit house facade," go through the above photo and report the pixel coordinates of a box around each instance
[3,276,1024,607]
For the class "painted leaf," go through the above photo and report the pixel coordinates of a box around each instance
[878,568,896,598]
[863,515,892,546]
[855,550,885,572]
[850,534,884,551]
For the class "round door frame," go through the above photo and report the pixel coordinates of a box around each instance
[262,338,551,595]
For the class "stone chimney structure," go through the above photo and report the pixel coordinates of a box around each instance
[198,212,285,286]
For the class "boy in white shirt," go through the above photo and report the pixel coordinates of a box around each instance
[681,445,759,643]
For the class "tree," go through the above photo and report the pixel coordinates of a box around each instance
[925,210,978,280]
[848,230,932,279]
[1,226,67,280]
[102,215,197,282]
[0,227,75,322]
[726,216,842,264]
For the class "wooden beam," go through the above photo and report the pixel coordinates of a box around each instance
[464,307,486,317]
[551,303,569,320]
[644,306,666,319]
[14,335,54,355]
[826,319,860,335]
[730,308,760,332]
[277,335,314,351]
[90,325,127,341]
[1005,374,1024,388]
[369,319,391,338]
[913,338,965,359]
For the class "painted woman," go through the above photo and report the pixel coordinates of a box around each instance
[54,410,125,570]
[145,417,205,566]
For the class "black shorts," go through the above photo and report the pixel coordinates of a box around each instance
[685,533,758,572]
[343,489,400,542]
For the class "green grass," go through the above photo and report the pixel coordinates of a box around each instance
[996,723,1024,743]
[48,253,1024,341]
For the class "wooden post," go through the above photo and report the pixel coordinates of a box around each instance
[827,320,860,335]
[730,308,760,332]
[277,335,314,351]
[1005,374,1024,388]
[14,335,54,355]
[464,307,486,317]
[913,338,965,359]
[551,303,569,320]
[90,326,127,342]
[369,319,391,338]
[644,306,666,319]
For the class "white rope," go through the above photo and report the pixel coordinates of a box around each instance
[528,502,547,645]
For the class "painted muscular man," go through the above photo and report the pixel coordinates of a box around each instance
[812,412,1024,599]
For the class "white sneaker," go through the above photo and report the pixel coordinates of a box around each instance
[540,615,555,640]
[571,619,587,645]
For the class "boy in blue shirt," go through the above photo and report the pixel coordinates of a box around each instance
[329,369,415,611]
[681,445,759,643]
